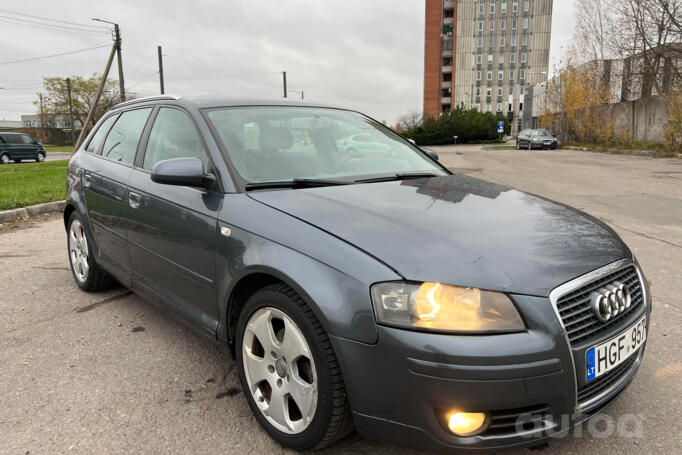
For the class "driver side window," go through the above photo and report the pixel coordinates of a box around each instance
[143,108,209,171]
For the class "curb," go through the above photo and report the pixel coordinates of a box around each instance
[0,200,66,223]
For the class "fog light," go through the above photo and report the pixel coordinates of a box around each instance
[446,411,489,437]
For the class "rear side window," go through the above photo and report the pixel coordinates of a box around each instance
[85,115,118,155]
[101,108,152,165]
[21,134,35,144]
[143,108,208,171]
[2,134,21,144]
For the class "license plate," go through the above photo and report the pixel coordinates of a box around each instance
[586,315,646,381]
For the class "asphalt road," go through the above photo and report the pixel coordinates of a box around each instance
[1,146,680,454]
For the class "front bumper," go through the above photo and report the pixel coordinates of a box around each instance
[331,283,649,452]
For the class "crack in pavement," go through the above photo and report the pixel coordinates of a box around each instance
[75,291,133,313]
[608,222,682,249]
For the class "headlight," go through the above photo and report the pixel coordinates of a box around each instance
[532,138,539,142]
[370,282,525,333]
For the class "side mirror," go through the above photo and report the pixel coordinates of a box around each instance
[422,148,439,161]
[151,157,214,188]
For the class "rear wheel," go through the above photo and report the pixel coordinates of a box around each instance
[236,284,352,451]
[0,153,8,164]
[67,212,117,292]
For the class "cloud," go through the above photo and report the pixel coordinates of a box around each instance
[0,0,572,124]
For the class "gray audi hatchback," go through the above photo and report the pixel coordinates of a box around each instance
[65,95,650,453]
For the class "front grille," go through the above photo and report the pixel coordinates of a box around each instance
[485,404,552,436]
[577,353,638,404]
[556,265,643,346]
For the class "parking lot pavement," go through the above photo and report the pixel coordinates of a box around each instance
[1,147,681,454]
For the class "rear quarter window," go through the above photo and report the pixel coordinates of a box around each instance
[85,114,119,155]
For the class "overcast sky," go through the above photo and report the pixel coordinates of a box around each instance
[0,0,575,124]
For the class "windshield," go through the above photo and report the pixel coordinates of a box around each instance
[530,129,551,137]
[205,106,445,183]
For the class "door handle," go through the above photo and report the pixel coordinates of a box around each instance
[83,173,92,188]
[129,192,141,209]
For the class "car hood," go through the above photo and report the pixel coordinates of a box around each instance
[248,175,630,296]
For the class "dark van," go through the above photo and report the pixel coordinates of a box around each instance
[0,133,47,164]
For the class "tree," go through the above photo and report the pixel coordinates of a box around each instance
[36,74,120,131]
[397,109,424,131]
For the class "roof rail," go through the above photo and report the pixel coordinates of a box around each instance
[113,94,182,109]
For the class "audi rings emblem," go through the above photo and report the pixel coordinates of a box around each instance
[591,282,631,322]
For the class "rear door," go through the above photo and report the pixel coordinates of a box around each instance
[127,106,223,336]
[82,108,153,284]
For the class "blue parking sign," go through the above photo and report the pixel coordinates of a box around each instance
[497,121,504,133]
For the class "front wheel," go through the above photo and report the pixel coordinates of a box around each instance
[36,152,45,162]
[236,284,352,451]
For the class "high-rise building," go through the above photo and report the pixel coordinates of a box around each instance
[423,0,553,133]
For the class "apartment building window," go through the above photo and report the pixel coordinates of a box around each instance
[498,87,503,96]
[523,18,529,29]
[512,19,517,29]
[478,37,483,48]
[443,57,453,66]
[510,53,516,63]
[509,86,514,96]
[490,21,495,31]
[511,36,517,46]
[522,36,528,46]
[513,2,518,13]
[488,54,494,63]
[477,70,482,81]
[477,54,482,65]
[498,70,503,80]
[487,87,492,97]
[486,103,492,112]
[479,3,484,14]
[497,103,503,112]
[444,8,454,18]
[501,19,506,30]
[443,40,453,50]
[521,52,527,63]
[500,36,506,47]
[510,69,515,80]
[443,72,452,81]
[487,71,492,80]
[479,21,484,31]
[499,54,505,64]
[476,103,481,111]
[502,1,507,13]
[490,3,495,14]
[524,1,529,12]
[520,86,525,95]
[476,87,481,96]
[520,69,526,79]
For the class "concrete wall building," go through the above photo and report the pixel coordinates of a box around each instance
[0,120,23,131]
[423,0,554,133]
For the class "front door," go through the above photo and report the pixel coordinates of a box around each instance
[127,107,223,336]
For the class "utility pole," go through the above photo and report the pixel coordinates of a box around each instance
[93,19,125,103]
[157,46,165,94]
[74,43,118,149]
[39,93,46,140]
[282,71,287,98]
[66,78,76,146]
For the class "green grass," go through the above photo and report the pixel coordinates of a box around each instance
[45,145,74,153]
[0,160,68,211]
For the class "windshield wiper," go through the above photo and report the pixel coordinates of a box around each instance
[354,172,441,184]
[244,178,351,191]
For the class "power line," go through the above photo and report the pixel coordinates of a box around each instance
[0,8,110,30]
[0,15,110,37]
[0,44,111,66]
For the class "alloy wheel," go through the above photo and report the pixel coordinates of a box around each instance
[1,154,9,164]
[242,306,318,435]
[68,219,90,282]
[37,153,45,162]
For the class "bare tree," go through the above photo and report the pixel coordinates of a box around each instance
[397,109,423,131]
[571,0,617,62]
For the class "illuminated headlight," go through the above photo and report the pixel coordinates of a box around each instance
[370,282,525,333]
[532,138,539,142]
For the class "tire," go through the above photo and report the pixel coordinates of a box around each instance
[36,152,45,162]
[528,141,532,150]
[0,153,8,164]
[67,211,117,292]
[236,284,353,451]
[516,141,520,150]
